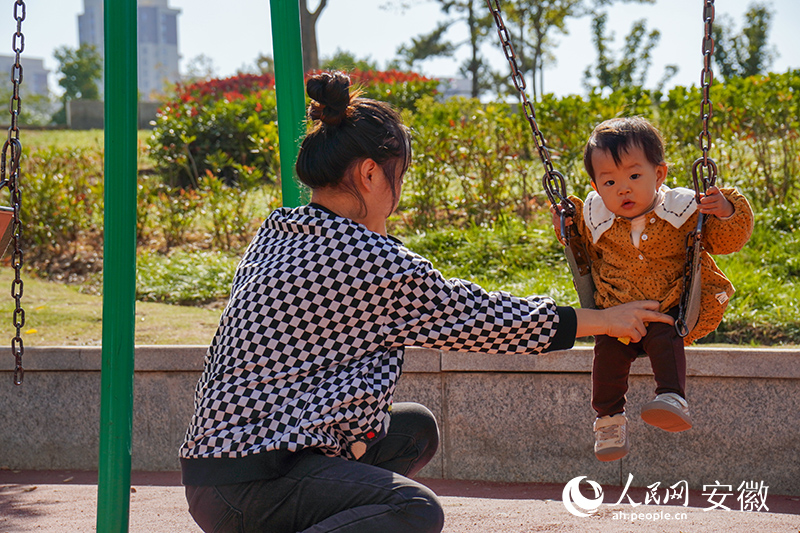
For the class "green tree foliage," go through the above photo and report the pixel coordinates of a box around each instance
[490,0,655,100]
[52,44,103,124]
[0,87,58,126]
[320,50,379,72]
[236,54,275,77]
[397,23,455,68]
[149,71,439,188]
[506,0,584,101]
[184,54,218,83]
[582,13,677,93]
[393,0,493,98]
[397,0,614,99]
[53,44,102,101]
[712,2,776,80]
[252,54,275,75]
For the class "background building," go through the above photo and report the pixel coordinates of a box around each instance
[0,56,49,97]
[78,0,181,100]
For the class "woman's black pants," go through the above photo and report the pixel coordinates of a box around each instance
[185,402,443,533]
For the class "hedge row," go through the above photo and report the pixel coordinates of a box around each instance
[147,69,800,230]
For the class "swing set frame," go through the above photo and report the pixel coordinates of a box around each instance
[486,0,719,340]
[3,1,308,531]
[4,0,720,530]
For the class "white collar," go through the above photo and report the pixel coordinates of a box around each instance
[583,185,697,243]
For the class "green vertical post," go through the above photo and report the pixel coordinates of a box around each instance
[97,0,138,530]
[270,0,307,207]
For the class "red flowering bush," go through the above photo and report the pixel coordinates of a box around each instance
[176,73,276,103]
[149,70,437,188]
[345,69,439,110]
[149,74,280,188]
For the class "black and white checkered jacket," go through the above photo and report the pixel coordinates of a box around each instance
[180,204,575,484]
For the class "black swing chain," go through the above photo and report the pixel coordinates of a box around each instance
[2,0,25,385]
[676,0,718,338]
[692,0,718,198]
[485,0,577,240]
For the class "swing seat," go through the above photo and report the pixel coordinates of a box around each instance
[488,0,717,354]
[565,244,595,310]
[565,248,644,356]
[676,223,705,338]
[0,206,14,258]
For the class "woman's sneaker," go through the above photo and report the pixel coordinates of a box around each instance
[593,413,629,462]
[640,392,692,432]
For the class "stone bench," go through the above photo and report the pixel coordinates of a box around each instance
[1,345,798,495]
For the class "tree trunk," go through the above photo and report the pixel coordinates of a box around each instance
[532,43,542,101]
[467,0,480,98]
[538,54,545,97]
[530,9,543,101]
[299,0,328,72]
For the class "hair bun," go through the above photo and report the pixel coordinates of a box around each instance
[307,71,352,126]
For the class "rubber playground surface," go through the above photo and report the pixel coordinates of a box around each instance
[1,470,799,532]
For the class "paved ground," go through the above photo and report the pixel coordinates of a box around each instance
[1,470,799,532]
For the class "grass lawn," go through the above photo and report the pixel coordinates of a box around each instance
[24,129,151,149]
[1,259,796,348]
[0,268,220,346]
[10,130,799,347]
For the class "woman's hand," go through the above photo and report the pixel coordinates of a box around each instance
[574,301,673,343]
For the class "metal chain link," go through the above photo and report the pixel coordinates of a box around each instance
[2,0,25,385]
[485,0,592,278]
[677,0,717,338]
[485,0,576,227]
[692,0,717,198]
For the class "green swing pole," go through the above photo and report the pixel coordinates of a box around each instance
[270,0,307,207]
[97,0,138,530]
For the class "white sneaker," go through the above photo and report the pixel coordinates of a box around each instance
[641,392,692,432]
[593,413,629,462]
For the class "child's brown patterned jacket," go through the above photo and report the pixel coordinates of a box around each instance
[557,185,754,345]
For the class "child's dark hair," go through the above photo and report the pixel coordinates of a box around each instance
[583,117,665,181]
[295,71,411,211]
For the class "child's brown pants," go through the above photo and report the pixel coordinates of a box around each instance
[592,307,686,417]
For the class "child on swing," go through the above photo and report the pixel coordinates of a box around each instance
[552,116,753,462]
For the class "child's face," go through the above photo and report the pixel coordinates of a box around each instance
[590,145,667,218]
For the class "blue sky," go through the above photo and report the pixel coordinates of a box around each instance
[1,0,798,97]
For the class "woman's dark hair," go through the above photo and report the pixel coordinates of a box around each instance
[295,71,412,212]
[584,116,665,181]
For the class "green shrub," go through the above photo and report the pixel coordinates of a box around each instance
[152,185,202,252]
[148,74,280,189]
[660,70,800,208]
[148,70,438,190]
[534,88,658,199]
[197,170,261,251]
[402,96,537,228]
[16,70,800,345]
[347,69,439,110]
[21,146,103,260]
